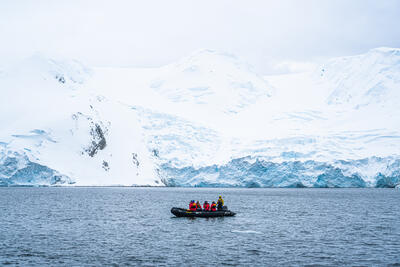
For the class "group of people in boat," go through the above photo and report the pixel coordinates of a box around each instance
[188,196,224,212]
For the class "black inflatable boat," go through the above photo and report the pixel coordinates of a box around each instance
[171,207,236,218]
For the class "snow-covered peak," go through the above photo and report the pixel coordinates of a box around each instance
[368,47,400,56]
[318,47,400,108]
[0,55,92,132]
[170,49,248,72]
[150,49,272,114]
[5,53,91,86]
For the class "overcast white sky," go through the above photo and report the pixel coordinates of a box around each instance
[0,0,399,74]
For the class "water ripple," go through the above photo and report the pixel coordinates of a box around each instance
[0,188,400,266]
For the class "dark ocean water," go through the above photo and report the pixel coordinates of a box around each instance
[0,187,400,266]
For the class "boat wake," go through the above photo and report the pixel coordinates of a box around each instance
[231,230,262,234]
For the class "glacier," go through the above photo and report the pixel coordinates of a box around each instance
[0,150,74,186]
[1,48,400,187]
[160,156,400,188]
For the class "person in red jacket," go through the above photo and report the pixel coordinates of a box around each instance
[196,201,202,211]
[203,201,210,211]
[210,201,217,211]
[189,200,197,211]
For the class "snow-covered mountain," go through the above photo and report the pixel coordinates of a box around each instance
[150,49,272,114]
[321,47,400,109]
[1,48,400,187]
[0,54,159,186]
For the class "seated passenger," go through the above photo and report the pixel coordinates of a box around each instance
[196,201,202,211]
[210,201,217,211]
[189,200,197,211]
[203,201,210,211]
[217,195,224,211]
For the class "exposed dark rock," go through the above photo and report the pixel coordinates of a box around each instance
[132,153,139,167]
[152,149,159,157]
[102,160,110,171]
[56,75,65,83]
[86,123,107,157]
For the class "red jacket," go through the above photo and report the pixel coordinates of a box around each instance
[211,203,217,211]
[203,203,210,211]
[189,202,197,211]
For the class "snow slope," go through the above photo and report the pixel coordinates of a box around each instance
[1,48,400,187]
[0,55,159,186]
[150,49,272,114]
[321,47,400,109]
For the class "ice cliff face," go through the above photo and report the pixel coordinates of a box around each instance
[161,156,400,188]
[0,150,73,186]
[1,48,400,187]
